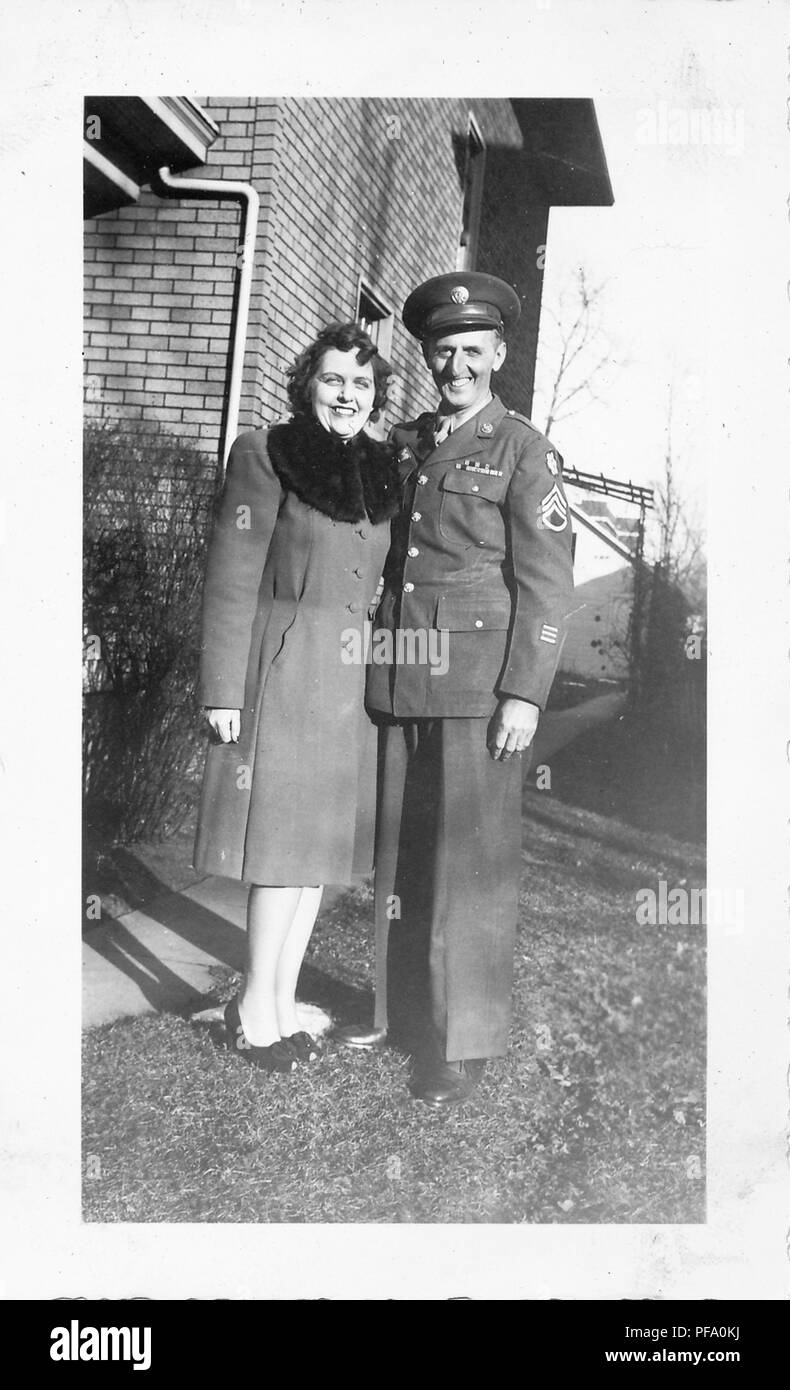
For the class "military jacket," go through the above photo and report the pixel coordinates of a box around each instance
[365,394,575,718]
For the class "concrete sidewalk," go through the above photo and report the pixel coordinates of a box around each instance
[82,875,350,1031]
[82,691,626,1032]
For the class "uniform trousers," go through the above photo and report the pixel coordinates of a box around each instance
[372,716,523,1062]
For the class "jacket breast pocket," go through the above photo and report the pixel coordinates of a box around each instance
[438,468,507,549]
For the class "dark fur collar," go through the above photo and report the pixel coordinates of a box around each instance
[267,415,402,525]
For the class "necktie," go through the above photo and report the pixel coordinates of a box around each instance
[434,414,454,446]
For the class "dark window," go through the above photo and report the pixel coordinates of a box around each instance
[357,282,394,357]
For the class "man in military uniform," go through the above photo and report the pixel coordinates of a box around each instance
[337,272,575,1106]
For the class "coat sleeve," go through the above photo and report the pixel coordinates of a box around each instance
[198,431,283,708]
[496,429,575,710]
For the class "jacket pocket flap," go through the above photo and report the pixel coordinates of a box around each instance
[440,468,506,500]
[435,594,512,631]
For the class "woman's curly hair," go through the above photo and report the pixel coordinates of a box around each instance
[287,322,392,422]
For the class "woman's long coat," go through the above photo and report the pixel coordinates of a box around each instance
[193,419,400,886]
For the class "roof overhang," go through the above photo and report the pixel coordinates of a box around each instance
[511,98,614,207]
[84,96,220,218]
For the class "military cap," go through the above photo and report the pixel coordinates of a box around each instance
[402,271,521,341]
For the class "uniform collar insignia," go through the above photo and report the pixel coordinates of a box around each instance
[476,395,507,436]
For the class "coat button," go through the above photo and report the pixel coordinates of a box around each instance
[347,602,362,613]
[403,582,414,593]
[357,527,368,539]
[471,484,480,493]
[353,566,363,577]
[407,546,419,558]
[474,618,484,628]
[411,511,422,522]
[417,474,428,485]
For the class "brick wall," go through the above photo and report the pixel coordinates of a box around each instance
[84,98,544,462]
[84,97,262,464]
[252,97,526,431]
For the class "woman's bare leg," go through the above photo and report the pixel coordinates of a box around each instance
[275,885,324,1037]
[238,886,302,1045]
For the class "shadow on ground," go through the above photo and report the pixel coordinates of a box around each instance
[84,841,376,1026]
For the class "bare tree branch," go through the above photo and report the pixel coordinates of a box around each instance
[651,385,707,612]
[535,266,617,437]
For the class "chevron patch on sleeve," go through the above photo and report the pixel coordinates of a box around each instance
[538,483,568,531]
[540,623,559,644]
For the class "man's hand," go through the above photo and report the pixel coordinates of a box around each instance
[487,697,540,762]
[206,708,241,743]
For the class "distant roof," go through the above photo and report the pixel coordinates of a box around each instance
[511,99,614,207]
[577,498,611,517]
[576,496,641,550]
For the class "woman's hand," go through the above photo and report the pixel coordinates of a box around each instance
[205,708,241,743]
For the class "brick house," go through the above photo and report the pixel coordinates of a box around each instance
[84,96,613,466]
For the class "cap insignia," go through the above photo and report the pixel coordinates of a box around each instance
[450,286,470,304]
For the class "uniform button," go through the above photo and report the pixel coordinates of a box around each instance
[417,474,428,485]
[407,546,419,558]
[353,567,363,578]
[471,484,480,493]
[357,527,368,539]
[411,511,421,522]
[403,582,414,593]
[474,618,484,628]
[347,602,362,613]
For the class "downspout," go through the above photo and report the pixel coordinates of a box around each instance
[151,167,260,471]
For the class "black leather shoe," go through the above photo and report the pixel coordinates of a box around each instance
[224,998,297,1073]
[409,1058,486,1107]
[282,1030,321,1063]
[333,1023,388,1050]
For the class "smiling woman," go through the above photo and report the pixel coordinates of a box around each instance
[193,322,402,1074]
[288,324,391,436]
[310,352,376,437]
